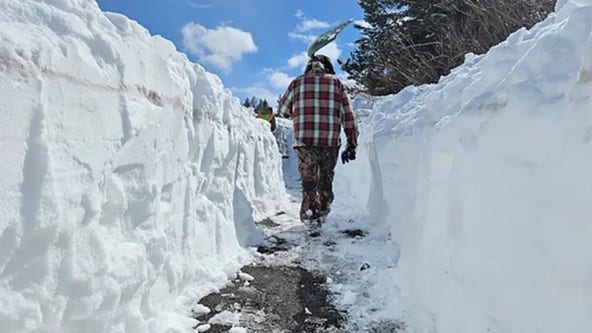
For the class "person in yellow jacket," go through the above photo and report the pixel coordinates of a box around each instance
[256,106,276,132]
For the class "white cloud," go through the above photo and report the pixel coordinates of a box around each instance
[288,52,309,68]
[181,23,257,72]
[187,2,212,9]
[295,9,305,19]
[265,70,294,89]
[316,41,342,61]
[293,9,330,32]
[288,32,315,44]
[233,86,282,110]
[298,18,330,32]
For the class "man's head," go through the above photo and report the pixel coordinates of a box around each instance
[305,54,336,75]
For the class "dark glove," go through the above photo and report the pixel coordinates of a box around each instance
[341,145,356,164]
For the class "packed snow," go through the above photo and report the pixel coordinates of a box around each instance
[207,310,240,326]
[2,0,592,332]
[273,117,292,159]
[334,0,592,332]
[0,0,285,332]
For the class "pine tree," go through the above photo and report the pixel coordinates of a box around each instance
[255,99,269,112]
[344,0,554,96]
[242,96,272,113]
[343,0,404,96]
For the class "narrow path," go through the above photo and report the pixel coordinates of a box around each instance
[191,197,349,332]
[196,263,345,332]
[192,163,406,332]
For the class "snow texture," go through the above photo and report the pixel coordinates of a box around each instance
[228,327,247,333]
[195,324,211,332]
[207,310,240,326]
[274,117,292,158]
[237,271,254,282]
[337,1,592,332]
[0,0,285,332]
[276,118,300,187]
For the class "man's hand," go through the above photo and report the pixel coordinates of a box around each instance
[341,145,356,164]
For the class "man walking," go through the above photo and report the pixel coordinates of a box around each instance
[278,54,358,224]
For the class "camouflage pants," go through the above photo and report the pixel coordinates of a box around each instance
[294,146,340,222]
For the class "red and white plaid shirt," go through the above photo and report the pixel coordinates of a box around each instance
[278,69,358,147]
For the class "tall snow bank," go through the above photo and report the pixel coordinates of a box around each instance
[273,117,291,158]
[274,118,302,189]
[338,1,592,332]
[0,0,285,332]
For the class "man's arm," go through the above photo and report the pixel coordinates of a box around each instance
[277,80,295,119]
[339,84,358,147]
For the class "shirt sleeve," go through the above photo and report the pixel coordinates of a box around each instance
[278,80,295,118]
[339,83,359,147]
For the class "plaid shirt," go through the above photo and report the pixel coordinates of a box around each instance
[278,69,358,147]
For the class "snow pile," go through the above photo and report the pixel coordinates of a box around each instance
[0,1,285,332]
[337,1,592,332]
[349,92,377,124]
[273,117,292,158]
[276,118,301,188]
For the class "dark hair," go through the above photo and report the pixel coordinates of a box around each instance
[317,55,335,74]
[305,54,335,75]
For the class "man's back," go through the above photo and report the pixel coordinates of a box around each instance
[278,69,356,147]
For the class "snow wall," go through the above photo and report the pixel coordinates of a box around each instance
[274,117,291,159]
[337,0,592,332]
[0,0,285,332]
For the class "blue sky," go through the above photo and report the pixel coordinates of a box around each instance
[96,0,365,106]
